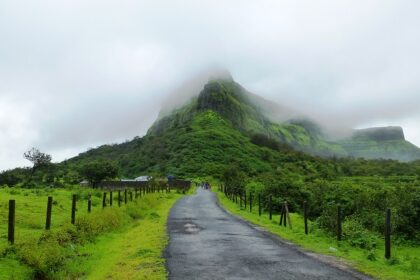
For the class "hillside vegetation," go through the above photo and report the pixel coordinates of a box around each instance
[43,78,420,180]
[0,77,419,280]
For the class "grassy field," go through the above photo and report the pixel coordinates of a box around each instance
[215,189,420,280]
[0,186,182,280]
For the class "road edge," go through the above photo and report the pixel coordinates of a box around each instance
[214,191,373,280]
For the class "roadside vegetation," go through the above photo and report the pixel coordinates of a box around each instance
[215,177,420,280]
[0,186,181,279]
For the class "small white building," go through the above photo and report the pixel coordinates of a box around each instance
[135,176,150,182]
[79,180,90,187]
[121,179,136,182]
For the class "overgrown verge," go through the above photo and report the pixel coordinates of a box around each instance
[216,189,420,280]
[0,188,182,279]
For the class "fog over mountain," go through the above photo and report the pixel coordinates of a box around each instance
[1,0,420,170]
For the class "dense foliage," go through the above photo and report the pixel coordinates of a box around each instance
[78,160,119,187]
[231,172,420,243]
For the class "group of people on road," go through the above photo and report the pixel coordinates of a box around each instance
[200,182,211,190]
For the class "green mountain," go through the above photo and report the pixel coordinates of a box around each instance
[340,126,420,161]
[66,77,420,178]
[150,79,348,157]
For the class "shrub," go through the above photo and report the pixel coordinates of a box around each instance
[125,203,146,220]
[16,236,69,279]
[409,257,420,272]
[366,249,377,261]
[75,208,125,242]
[343,217,378,249]
[9,189,21,195]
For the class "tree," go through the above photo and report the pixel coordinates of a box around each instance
[23,147,52,175]
[79,160,119,187]
[0,168,29,186]
[222,164,246,194]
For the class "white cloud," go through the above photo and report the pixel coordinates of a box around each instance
[0,0,420,170]
[0,96,38,170]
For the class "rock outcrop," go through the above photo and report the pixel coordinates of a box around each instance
[353,126,405,142]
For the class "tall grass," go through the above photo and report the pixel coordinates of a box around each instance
[0,186,179,279]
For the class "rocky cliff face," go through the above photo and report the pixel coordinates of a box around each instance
[338,126,420,161]
[196,79,269,132]
[144,77,420,162]
[353,126,405,142]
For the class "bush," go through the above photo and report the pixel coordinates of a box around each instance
[125,203,146,220]
[75,208,125,242]
[343,217,378,249]
[16,236,69,278]
[366,249,377,261]
[9,189,21,195]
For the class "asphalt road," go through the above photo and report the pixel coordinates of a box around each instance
[165,188,371,280]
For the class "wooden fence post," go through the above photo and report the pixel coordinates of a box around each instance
[88,194,92,213]
[8,200,15,244]
[102,192,106,208]
[71,195,76,225]
[258,194,261,216]
[124,189,127,204]
[285,202,292,229]
[303,201,308,235]
[110,191,113,206]
[280,203,284,226]
[385,208,391,259]
[118,190,121,207]
[46,196,53,230]
[269,195,272,220]
[337,205,342,241]
[249,193,252,213]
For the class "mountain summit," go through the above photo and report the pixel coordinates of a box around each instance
[68,77,420,177]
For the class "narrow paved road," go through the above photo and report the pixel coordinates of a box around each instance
[165,188,371,280]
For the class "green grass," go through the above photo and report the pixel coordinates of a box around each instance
[0,186,183,279]
[215,189,420,280]
[0,187,104,243]
[74,193,180,279]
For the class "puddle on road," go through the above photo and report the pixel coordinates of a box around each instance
[183,223,201,234]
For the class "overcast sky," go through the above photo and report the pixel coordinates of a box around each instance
[1,0,420,171]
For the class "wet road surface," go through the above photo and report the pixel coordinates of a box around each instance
[165,188,371,280]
